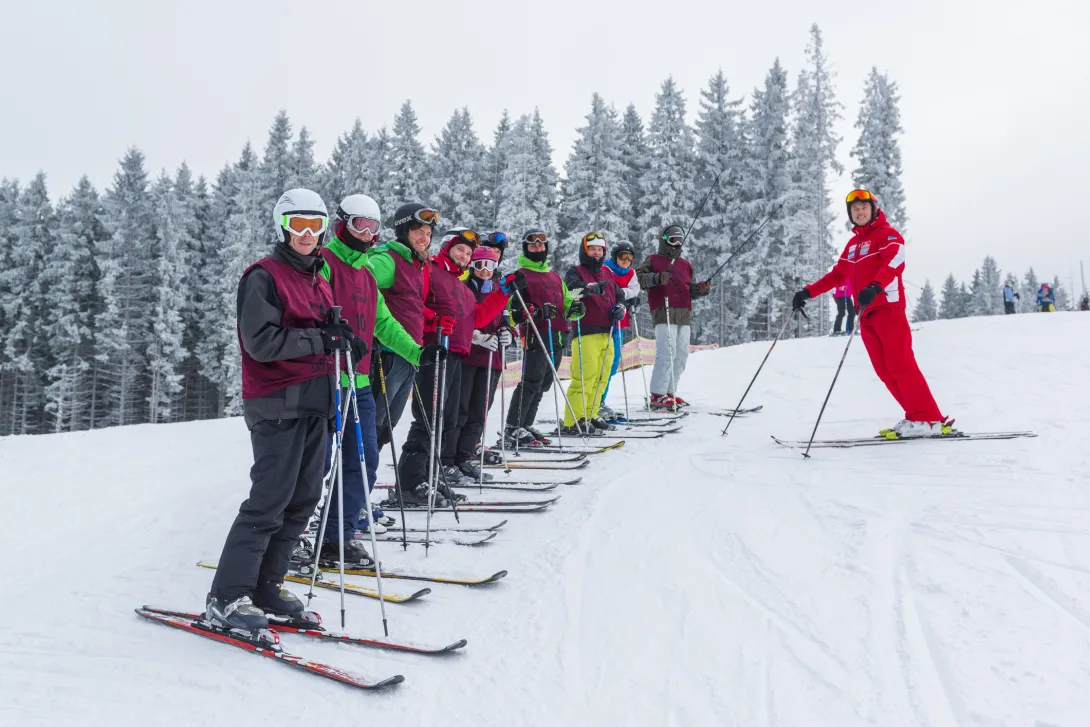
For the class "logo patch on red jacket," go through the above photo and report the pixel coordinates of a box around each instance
[847,244,858,260]
[860,244,870,255]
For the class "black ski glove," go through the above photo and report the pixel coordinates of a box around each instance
[320,320,354,353]
[609,303,627,323]
[627,295,641,312]
[421,342,449,364]
[568,300,586,318]
[583,281,605,296]
[791,289,811,312]
[348,333,369,364]
[857,283,883,309]
[540,302,558,320]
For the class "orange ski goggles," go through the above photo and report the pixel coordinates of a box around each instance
[845,189,878,204]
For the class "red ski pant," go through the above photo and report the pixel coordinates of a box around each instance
[859,306,943,422]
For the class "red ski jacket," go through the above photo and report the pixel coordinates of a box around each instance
[806,210,906,316]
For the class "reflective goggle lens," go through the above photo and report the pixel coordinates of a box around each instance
[524,232,548,244]
[348,216,379,235]
[470,259,498,272]
[416,208,440,226]
[460,229,480,245]
[284,215,327,235]
[584,231,604,243]
[845,189,876,203]
[488,232,508,247]
[616,252,633,262]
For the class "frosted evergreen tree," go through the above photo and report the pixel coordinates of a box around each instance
[639,77,697,255]
[957,281,972,317]
[495,110,559,260]
[850,68,907,231]
[367,127,396,238]
[481,112,513,230]
[620,104,650,245]
[938,274,960,319]
[322,119,370,208]
[967,269,986,316]
[145,172,188,423]
[94,148,157,427]
[290,126,318,191]
[175,168,218,421]
[1021,267,1040,313]
[741,60,793,337]
[3,173,53,433]
[42,176,104,431]
[973,256,1003,315]
[428,108,486,229]
[387,101,428,204]
[693,70,747,344]
[912,280,938,322]
[786,25,844,336]
[258,110,295,244]
[0,179,18,432]
[559,94,630,267]
[1051,275,1069,310]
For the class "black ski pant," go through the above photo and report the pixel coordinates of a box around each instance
[833,296,856,333]
[1004,301,1016,314]
[506,333,564,430]
[397,354,464,489]
[372,350,416,449]
[456,362,500,463]
[211,416,328,602]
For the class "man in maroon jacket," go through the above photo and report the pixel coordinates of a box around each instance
[207,189,357,633]
[793,189,949,439]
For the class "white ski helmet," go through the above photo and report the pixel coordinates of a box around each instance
[337,194,381,226]
[273,188,328,246]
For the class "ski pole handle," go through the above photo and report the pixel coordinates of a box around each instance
[330,305,342,325]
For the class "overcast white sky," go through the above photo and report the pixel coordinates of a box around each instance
[3,0,1089,296]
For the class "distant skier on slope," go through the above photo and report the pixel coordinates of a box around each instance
[1036,283,1056,312]
[1003,283,1019,314]
[792,189,951,439]
[832,281,855,335]
[207,189,360,632]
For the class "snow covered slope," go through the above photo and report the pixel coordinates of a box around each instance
[2,312,1088,726]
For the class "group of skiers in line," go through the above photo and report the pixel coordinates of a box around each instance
[1003,282,1083,314]
[203,187,710,633]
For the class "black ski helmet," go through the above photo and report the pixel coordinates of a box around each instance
[845,189,878,226]
[611,240,635,263]
[521,228,549,262]
[481,231,509,260]
[661,224,685,247]
[392,202,439,244]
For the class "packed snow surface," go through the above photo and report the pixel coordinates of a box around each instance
[2,312,1088,726]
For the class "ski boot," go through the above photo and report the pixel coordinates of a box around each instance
[672,395,690,408]
[458,460,493,482]
[397,482,448,509]
[204,593,269,633]
[477,444,505,465]
[320,538,376,568]
[880,418,955,439]
[590,417,616,432]
[252,581,308,620]
[436,479,469,504]
[649,393,675,411]
[503,426,539,448]
[597,403,619,422]
[524,425,552,445]
[372,507,396,528]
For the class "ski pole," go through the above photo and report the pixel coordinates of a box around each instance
[590,321,619,421]
[375,354,408,552]
[720,309,798,436]
[512,288,585,439]
[426,333,451,554]
[424,343,441,547]
[664,290,678,413]
[305,395,344,606]
[702,200,787,284]
[575,319,588,427]
[513,317,528,457]
[329,308,348,624]
[498,333,510,470]
[680,168,725,245]
[411,382,460,522]
[802,304,865,459]
[546,318,564,450]
[618,325,631,421]
[479,347,494,493]
[631,314,651,416]
[343,349,388,635]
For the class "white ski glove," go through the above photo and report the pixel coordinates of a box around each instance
[472,330,499,351]
[568,287,585,301]
[497,328,513,347]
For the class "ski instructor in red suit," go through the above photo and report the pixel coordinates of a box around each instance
[792,189,950,439]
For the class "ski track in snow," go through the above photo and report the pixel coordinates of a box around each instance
[3,313,1090,725]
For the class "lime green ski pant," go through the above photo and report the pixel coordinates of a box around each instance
[563,332,614,426]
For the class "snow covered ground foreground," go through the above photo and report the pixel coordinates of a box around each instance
[2,312,1089,726]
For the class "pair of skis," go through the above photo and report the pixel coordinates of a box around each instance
[772,430,1037,449]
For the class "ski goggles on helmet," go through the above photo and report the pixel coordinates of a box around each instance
[662,226,684,245]
[470,259,499,272]
[615,251,634,262]
[582,231,606,248]
[396,207,440,228]
[484,232,509,249]
[281,214,328,236]
[347,216,380,236]
[845,189,878,204]
[523,232,548,245]
[458,229,481,246]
